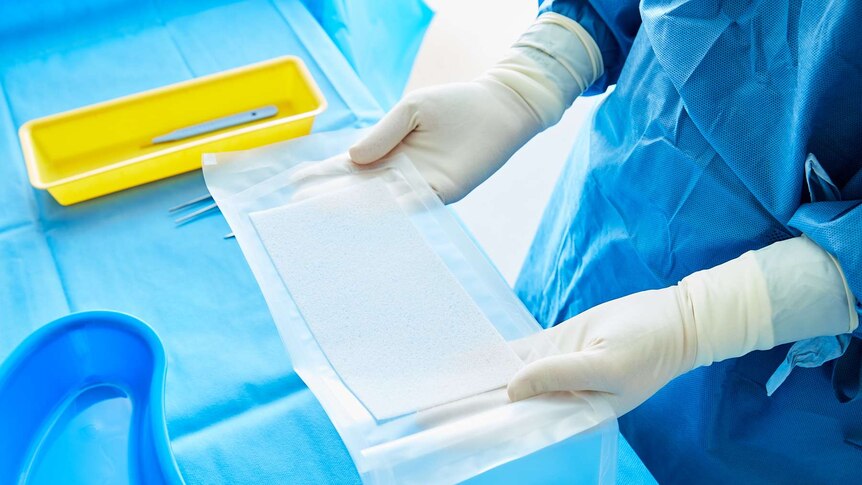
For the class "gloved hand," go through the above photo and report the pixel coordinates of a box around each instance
[508,236,859,415]
[349,13,603,203]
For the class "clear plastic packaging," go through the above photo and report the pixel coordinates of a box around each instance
[203,129,617,484]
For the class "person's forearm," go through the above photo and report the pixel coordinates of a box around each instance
[507,236,859,415]
[348,12,608,204]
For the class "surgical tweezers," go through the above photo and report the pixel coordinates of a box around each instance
[170,193,234,238]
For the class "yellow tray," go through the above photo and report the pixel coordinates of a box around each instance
[19,56,326,205]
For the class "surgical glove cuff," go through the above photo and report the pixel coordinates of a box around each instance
[753,236,858,344]
[483,12,603,129]
[681,236,858,370]
[680,252,774,369]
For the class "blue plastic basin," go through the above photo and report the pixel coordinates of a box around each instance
[0,311,184,485]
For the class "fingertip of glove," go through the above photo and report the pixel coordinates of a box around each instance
[506,383,533,403]
[507,366,542,402]
[347,144,373,165]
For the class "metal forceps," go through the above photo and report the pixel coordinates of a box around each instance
[169,193,234,239]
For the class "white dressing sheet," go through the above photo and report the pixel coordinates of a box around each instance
[250,178,522,419]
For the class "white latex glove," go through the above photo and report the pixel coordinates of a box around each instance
[349,13,603,203]
[508,237,859,415]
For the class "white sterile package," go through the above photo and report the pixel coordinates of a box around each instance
[203,129,618,485]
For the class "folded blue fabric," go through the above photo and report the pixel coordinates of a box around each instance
[302,0,434,109]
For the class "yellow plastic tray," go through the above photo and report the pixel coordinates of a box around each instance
[19,56,326,205]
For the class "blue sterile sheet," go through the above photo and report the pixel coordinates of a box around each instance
[0,1,653,483]
[301,0,434,110]
[0,1,381,483]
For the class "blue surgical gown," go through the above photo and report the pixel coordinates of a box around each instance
[517,1,862,482]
